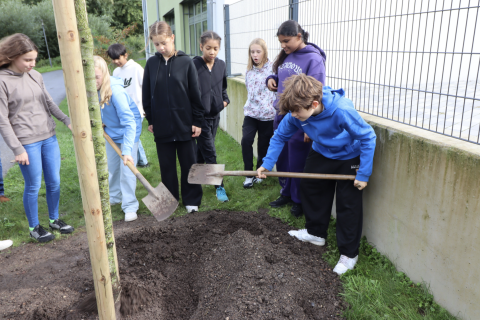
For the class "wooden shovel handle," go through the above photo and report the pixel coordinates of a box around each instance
[103,131,140,175]
[212,171,356,180]
[103,132,160,197]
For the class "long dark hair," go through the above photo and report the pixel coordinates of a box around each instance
[272,20,309,74]
[200,30,222,46]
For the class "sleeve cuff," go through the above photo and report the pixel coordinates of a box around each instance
[13,146,26,156]
[63,117,71,126]
[355,174,370,182]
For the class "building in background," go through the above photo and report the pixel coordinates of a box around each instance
[141,0,226,61]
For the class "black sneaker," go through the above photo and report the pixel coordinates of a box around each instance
[137,163,150,168]
[291,203,303,218]
[49,219,74,234]
[30,225,55,243]
[269,195,293,208]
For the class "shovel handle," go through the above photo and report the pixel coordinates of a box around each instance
[209,171,356,180]
[103,131,140,175]
[103,131,157,194]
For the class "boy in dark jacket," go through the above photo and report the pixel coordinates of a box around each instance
[258,74,376,275]
[193,31,230,202]
[143,21,204,213]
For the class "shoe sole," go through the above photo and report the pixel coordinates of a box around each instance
[50,227,74,235]
[125,217,138,222]
[243,185,253,189]
[269,202,292,208]
[31,234,55,243]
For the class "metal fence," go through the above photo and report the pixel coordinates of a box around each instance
[224,0,480,144]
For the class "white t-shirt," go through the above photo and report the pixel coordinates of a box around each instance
[112,59,145,117]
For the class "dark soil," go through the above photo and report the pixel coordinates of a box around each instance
[0,210,346,319]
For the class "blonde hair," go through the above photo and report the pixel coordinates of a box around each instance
[149,21,173,39]
[247,38,268,71]
[0,33,38,69]
[93,56,112,106]
[278,74,323,115]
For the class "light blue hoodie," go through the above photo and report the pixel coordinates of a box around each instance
[100,76,142,156]
[262,87,377,182]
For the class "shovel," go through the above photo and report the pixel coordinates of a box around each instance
[103,132,178,221]
[188,164,356,185]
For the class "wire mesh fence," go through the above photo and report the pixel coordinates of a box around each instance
[224,0,480,144]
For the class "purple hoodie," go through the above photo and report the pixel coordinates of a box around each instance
[266,42,326,111]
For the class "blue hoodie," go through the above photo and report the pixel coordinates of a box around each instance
[261,87,377,182]
[100,76,142,156]
[267,42,326,111]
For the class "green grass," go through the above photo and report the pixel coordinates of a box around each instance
[0,98,458,320]
[35,65,63,74]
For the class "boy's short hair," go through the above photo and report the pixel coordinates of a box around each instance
[278,74,323,115]
[107,43,127,60]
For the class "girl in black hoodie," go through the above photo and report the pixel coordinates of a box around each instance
[193,31,230,203]
[142,21,204,213]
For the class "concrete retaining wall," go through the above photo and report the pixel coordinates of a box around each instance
[220,77,480,320]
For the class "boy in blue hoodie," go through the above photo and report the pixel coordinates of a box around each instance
[266,20,326,219]
[257,74,376,275]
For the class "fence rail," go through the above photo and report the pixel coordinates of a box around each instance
[225,0,480,144]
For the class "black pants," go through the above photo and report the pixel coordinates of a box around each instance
[155,139,203,206]
[196,114,220,164]
[196,114,223,188]
[300,150,363,258]
[241,116,274,174]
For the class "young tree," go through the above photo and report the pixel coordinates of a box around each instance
[74,0,122,302]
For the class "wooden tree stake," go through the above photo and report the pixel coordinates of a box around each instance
[51,0,116,318]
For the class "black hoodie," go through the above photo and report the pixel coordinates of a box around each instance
[192,56,230,120]
[143,51,204,143]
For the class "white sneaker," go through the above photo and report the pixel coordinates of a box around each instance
[253,177,263,184]
[125,212,138,222]
[0,239,13,251]
[288,229,325,246]
[243,177,254,188]
[333,255,358,275]
[186,205,198,213]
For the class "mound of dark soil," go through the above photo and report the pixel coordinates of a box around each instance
[0,210,345,319]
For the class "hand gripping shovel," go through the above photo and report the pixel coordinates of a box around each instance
[103,132,178,221]
[188,164,356,185]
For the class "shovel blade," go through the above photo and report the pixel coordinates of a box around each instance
[188,164,225,185]
[142,183,178,221]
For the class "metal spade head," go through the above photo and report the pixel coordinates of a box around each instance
[188,164,225,185]
[142,182,178,221]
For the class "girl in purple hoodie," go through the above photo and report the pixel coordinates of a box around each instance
[266,20,326,218]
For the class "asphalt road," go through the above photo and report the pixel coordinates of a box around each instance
[0,70,66,175]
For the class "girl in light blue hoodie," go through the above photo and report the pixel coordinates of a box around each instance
[94,56,142,222]
[258,74,376,276]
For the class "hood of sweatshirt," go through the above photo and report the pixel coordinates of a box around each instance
[295,42,327,61]
[110,76,125,92]
[309,86,344,121]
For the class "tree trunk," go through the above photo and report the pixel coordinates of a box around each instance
[74,0,121,302]
[51,1,116,318]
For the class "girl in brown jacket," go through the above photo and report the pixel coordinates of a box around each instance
[0,34,74,243]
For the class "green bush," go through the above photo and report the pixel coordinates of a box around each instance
[0,0,44,55]
[125,34,146,57]
[89,14,113,38]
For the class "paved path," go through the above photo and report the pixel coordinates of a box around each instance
[0,70,65,175]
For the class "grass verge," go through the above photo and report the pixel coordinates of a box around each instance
[0,98,457,319]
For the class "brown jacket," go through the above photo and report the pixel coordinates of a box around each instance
[0,68,70,156]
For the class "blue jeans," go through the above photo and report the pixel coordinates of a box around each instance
[106,140,139,213]
[0,148,4,196]
[137,118,148,166]
[19,135,61,228]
